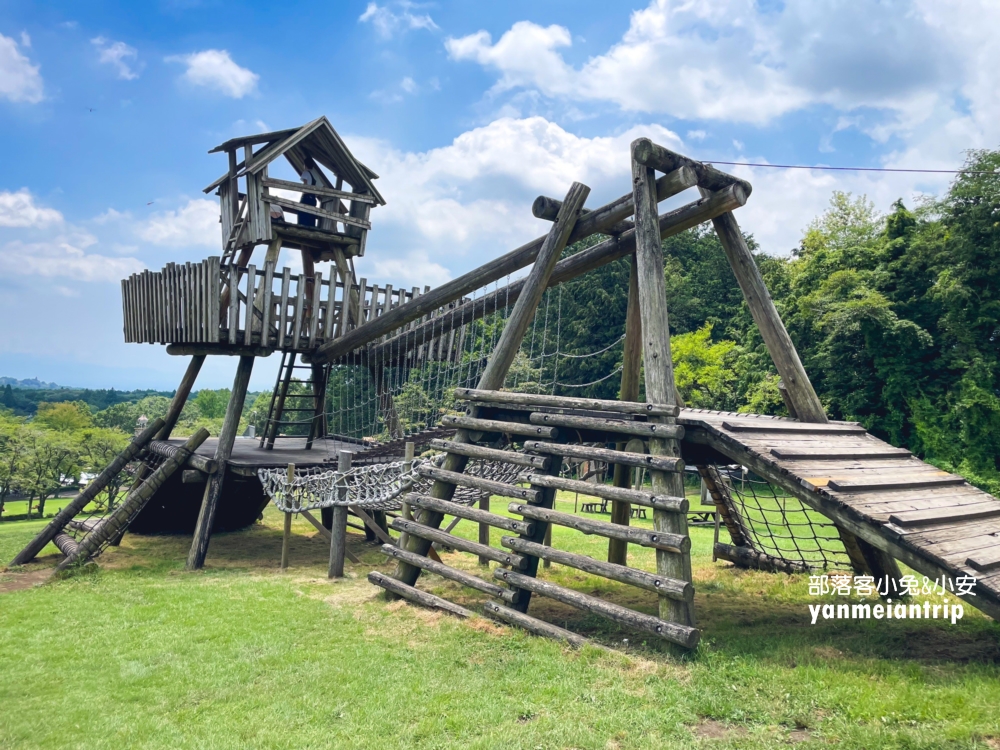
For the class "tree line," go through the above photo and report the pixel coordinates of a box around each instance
[0,389,261,521]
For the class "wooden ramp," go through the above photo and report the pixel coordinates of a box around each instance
[680,409,1000,621]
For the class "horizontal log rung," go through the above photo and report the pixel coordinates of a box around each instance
[390,518,529,569]
[428,439,551,470]
[509,502,690,553]
[406,493,536,535]
[494,569,699,649]
[367,571,474,619]
[441,415,558,440]
[528,412,684,440]
[453,388,680,417]
[379,544,513,600]
[523,473,687,512]
[482,601,598,649]
[415,465,540,502]
[501,536,692,601]
[523,440,681,472]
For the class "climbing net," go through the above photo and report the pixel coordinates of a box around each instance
[258,456,528,513]
[318,277,630,445]
[707,465,852,570]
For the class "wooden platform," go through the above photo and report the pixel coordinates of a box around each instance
[679,409,1000,620]
[165,436,367,475]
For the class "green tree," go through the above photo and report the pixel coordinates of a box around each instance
[670,324,738,409]
[18,429,81,518]
[34,401,93,432]
[0,412,30,519]
[195,389,231,420]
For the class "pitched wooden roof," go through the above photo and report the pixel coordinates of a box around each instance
[203,117,385,204]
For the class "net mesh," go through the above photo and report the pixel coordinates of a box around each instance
[258,456,528,513]
[707,465,852,570]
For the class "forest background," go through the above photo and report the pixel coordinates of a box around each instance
[2,149,998,519]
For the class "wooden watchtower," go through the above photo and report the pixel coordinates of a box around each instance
[119,117,391,569]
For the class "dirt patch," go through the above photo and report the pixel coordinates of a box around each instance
[982,737,1000,750]
[693,719,747,740]
[788,728,811,743]
[0,568,53,594]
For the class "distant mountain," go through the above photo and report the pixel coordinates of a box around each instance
[0,377,65,389]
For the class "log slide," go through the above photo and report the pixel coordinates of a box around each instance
[680,408,1000,621]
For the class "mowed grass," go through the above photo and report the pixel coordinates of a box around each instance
[3,492,1000,749]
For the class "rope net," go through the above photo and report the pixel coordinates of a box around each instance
[706,465,852,571]
[258,456,528,513]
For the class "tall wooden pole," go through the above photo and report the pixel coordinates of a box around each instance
[187,355,255,570]
[328,451,351,578]
[631,142,694,628]
[281,463,294,571]
[608,255,643,565]
[389,182,590,594]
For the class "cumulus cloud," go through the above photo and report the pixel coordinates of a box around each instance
[346,117,691,272]
[92,36,141,80]
[166,50,258,98]
[364,251,452,288]
[0,233,144,282]
[0,190,63,228]
[0,32,43,103]
[360,2,438,38]
[444,0,973,126]
[137,199,219,247]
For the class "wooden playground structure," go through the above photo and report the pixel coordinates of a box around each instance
[11,117,1000,651]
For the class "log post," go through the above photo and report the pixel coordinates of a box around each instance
[478,494,491,566]
[631,142,694,630]
[281,463,294,571]
[186,355,254,570]
[329,451,351,578]
[388,181,590,594]
[609,255,643,566]
[398,442,415,551]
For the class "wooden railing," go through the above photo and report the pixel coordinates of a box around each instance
[121,257,467,358]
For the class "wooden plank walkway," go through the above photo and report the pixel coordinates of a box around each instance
[679,408,1000,620]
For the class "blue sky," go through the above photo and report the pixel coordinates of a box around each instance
[1,0,997,391]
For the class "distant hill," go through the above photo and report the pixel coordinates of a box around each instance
[0,377,64,389]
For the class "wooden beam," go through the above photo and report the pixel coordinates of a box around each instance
[262,177,378,203]
[186,355,254,570]
[631,139,694,630]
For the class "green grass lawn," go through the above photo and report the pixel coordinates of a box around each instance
[3,491,1000,749]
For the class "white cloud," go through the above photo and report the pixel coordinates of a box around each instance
[444,0,975,127]
[347,117,688,270]
[359,1,438,39]
[19,31,30,48]
[365,251,452,288]
[92,37,141,80]
[137,199,219,247]
[686,130,706,141]
[166,50,258,98]
[0,234,144,282]
[0,190,63,228]
[0,32,43,103]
